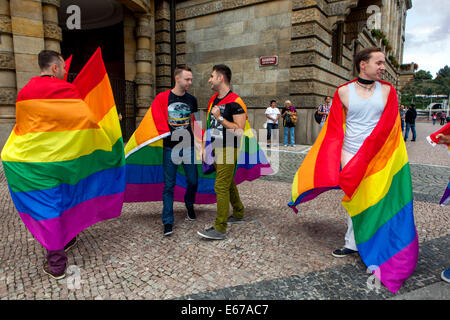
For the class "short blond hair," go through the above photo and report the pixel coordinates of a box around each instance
[284,100,292,106]
[174,65,192,77]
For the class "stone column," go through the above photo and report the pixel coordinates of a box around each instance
[9,0,45,90]
[42,0,62,52]
[0,0,16,144]
[154,0,171,94]
[134,13,154,122]
[381,0,390,36]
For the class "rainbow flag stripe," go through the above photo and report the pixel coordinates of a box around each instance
[289,79,418,293]
[125,144,216,203]
[440,182,450,206]
[1,48,125,250]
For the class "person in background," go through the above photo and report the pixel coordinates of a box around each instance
[265,100,280,147]
[432,112,437,125]
[404,104,417,142]
[400,105,406,131]
[318,96,332,128]
[440,111,446,125]
[281,100,297,147]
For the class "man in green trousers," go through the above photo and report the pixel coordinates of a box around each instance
[197,64,247,240]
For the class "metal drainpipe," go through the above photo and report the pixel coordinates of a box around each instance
[170,0,176,88]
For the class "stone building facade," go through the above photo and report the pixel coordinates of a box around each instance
[0,0,413,147]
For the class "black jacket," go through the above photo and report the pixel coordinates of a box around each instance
[405,108,417,124]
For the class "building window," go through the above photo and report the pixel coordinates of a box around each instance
[331,22,344,65]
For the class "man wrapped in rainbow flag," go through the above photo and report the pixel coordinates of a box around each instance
[124,64,272,240]
[1,49,125,279]
[197,64,273,240]
[289,47,418,294]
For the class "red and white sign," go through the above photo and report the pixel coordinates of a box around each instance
[259,56,278,66]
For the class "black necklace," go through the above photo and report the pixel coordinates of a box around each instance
[356,81,375,90]
[357,77,375,85]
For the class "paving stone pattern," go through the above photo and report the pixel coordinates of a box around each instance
[0,122,448,300]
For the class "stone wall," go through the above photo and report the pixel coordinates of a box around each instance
[172,0,298,143]
[0,0,16,128]
[175,0,291,110]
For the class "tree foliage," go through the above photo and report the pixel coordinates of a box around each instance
[414,69,432,80]
[400,65,450,108]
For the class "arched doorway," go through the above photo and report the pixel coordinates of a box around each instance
[58,0,136,141]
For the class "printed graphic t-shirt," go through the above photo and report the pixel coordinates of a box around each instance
[209,91,245,149]
[163,91,198,148]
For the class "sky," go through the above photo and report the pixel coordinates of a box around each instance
[403,0,450,78]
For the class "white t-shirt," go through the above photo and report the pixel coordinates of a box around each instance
[265,107,280,124]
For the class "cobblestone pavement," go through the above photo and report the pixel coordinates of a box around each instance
[0,122,448,300]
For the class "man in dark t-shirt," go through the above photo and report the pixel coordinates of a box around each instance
[404,103,417,142]
[163,91,198,148]
[161,66,199,237]
[197,64,247,241]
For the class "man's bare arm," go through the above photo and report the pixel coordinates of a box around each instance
[221,113,246,136]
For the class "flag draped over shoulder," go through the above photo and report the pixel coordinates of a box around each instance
[124,91,273,204]
[427,122,450,205]
[1,47,125,251]
[289,79,418,294]
[205,92,273,183]
[124,90,217,203]
[64,55,72,81]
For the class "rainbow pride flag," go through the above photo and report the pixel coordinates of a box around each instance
[427,122,450,205]
[289,79,418,293]
[124,90,216,203]
[205,92,273,183]
[439,182,450,206]
[124,91,272,203]
[1,48,125,250]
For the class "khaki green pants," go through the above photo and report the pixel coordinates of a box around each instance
[213,147,244,232]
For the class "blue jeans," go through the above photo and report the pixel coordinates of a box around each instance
[283,126,295,146]
[404,123,416,141]
[401,119,405,131]
[266,123,278,142]
[162,147,198,225]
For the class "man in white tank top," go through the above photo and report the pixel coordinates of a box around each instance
[332,47,392,258]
